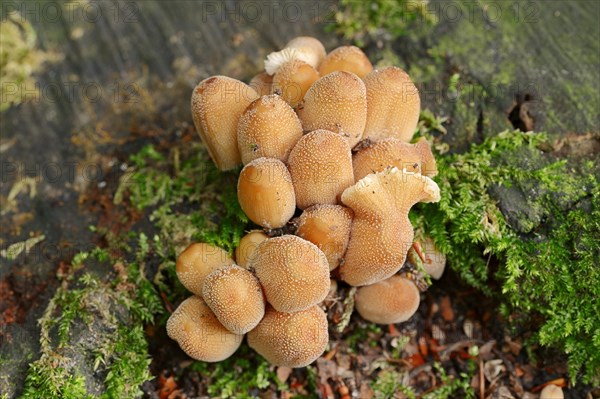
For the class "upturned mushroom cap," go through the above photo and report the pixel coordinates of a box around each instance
[362,67,421,142]
[295,204,353,270]
[235,230,269,269]
[318,46,373,78]
[176,243,234,296]
[355,275,421,324]
[166,296,243,362]
[296,71,367,148]
[340,167,440,286]
[249,72,273,96]
[191,76,259,170]
[247,305,328,367]
[237,157,296,229]
[421,237,446,280]
[285,36,327,68]
[539,385,564,399]
[237,95,303,164]
[287,130,354,209]
[202,265,266,334]
[250,235,330,313]
[272,59,320,107]
[352,137,438,181]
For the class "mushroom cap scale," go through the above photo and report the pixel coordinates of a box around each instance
[237,94,303,164]
[249,72,273,97]
[247,305,328,367]
[166,296,243,362]
[250,235,330,313]
[176,243,235,296]
[272,59,320,107]
[318,45,373,79]
[202,264,266,334]
[285,36,327,68]
[235,230,269,269]
[355,275,421,324]
[191,76,259,170]
[265,47,319,75]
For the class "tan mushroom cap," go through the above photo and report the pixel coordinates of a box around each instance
[295,204,353,270]
[272,59,320,107]
[421,237,446,280]
[237,157,296,229]
[287,130,354,209]
[340,167,440,286]
[318,46,373,79]
[191,76,259,170]
[176,243,234,296]
[539,385,564,399]
[247,305,328,367]
[363,66,421,142]
[355,275,421,324]
[237,95,303,164]
[249,72,273,96]
[250,235,330,313]
[352,137,438,181]
[166,296,243,362]
[285,36,327,68]
[235,230,269,269]
[296,71,367,148]
[202,265,266,334]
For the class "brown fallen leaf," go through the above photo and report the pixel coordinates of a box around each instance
[439,296,454,322]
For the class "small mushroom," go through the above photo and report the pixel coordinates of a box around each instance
[247,305,328,367]
[318,46,373,78]
[176,243,234,296]
[237,157,296,229]
[352,137,437,181]
[166,296,243,362]
[355,275,421,324]
[272,59,320,107]
[235,230,269,269]
[250,235,330,313]
[285,36,327,69]
[237,94,303,164]
[539,384,564,399]
[296,71,367,148]
[421,237,446,280]
[249,72,273,96]
[340,167,440,286]
[362,66,420,142]
[287,130,354,209]
[295,204,353,270]
[191,76,259,170]
[202,264,266,334]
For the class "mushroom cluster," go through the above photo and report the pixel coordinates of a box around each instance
[168,36,446,367]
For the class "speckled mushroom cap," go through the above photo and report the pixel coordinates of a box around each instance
[340,167,440,286]
[362,66,421,142]
[539,385,564,399]
[287,130,354,209]
[295,204,353,271]
[318,46,373,78]
[237,95,303,164]
[249,72,273,96]
[235,230,269,269]
[191,76,259,170]
[176,243,235,296]
[421,237,446,280]
[166,296,243,362]
[202,264,266,334]
[272,59,320,107]
[237,157,296,229]
[247,305,328,367]
[285,36,327,68]
[296,71,367,148]
[354,275,421,324]
[250,235,330,313]
[352,137,438,181]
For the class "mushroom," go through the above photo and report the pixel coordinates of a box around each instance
[237,157,296,229]
[272,59,320,107]
[362,66,421,142]
[285,36,327,68]
[250,235,330,313]
[296,71,367,148]
[340,167,440,286]
[420,237,446,280]
[264,36,326,75]
[247,305,328,367]
[539,385,564,399]
[176,243,234,296]
[354,275,421,324]
[318,46,373,79]
[352,137,437,181]
[237,94,303,164]
[166,296,243,362]
[295,204,353,270]
[235,230,269,269]
[191,76,259,170]
[249,72,273,96]
[287,130,354,209]
[202,264,266,334]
